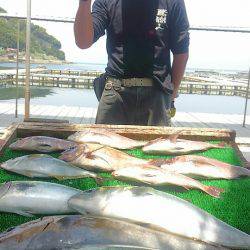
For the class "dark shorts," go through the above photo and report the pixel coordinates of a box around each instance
[95,78,172,126]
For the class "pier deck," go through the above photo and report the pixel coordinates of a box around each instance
[1,101,250,161]
[0,69,248,97]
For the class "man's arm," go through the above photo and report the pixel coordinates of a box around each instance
[171,52,189,100]
[74,1,94,49]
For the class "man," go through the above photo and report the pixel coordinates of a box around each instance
[74,0,189,126]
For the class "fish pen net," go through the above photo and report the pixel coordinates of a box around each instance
[0,142,249,234]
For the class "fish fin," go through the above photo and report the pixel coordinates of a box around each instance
[214,142,227,148]
[27,154,47,159]
[202,186,224,198]
[52,175,83,181]
[88,154,112,168]
[0,182,12,199]
[169,130,186,143]
[149,159,171,167]
[16,210,35,217]
[169,134,179,143]
[143,173,157,178]
[53,176,68,181]
[87,145,106,157]
[143,137,165,147]
[23,170,36,178]
[136,222,153,228]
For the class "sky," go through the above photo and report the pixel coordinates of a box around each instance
[0,0,250,70]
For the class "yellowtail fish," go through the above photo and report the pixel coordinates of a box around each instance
[68,186,250,249]
[68,129,147,149]
[0,215,225,250]
[1,154,102,182]
[0,181,81,217]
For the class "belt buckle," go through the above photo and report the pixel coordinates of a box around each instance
[123,79,131,87]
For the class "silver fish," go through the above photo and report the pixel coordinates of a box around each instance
[68,186,250,249]
[161,155,250,179]
[60,143,147,172]
[112,165,223,198]
[68,129,147,149]
[0,181,81,217]
[0,215,226,250]
[1,154,102,182]
[142,134,225,155]
[9,136,77,153]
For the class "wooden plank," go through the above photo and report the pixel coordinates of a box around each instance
[50,106,70,120]
[44,106,66,120]
[16,122,236,142]
[90,108,97,124]
[0,123,18,155]
[232,142,250,169]
[0,103,15,115]
[24,118,69,124]
[67,107,80,123]
[173,112,206,128]
[189,113,226,129]
[80,108,97,124]
[61,106,79,120]
[29,105,51,117]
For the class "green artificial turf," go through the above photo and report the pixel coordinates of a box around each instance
[0,143,249,234]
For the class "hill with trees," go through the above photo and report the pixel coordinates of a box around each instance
[0,6,65,61]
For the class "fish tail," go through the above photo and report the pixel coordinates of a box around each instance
[0,182,12,198]
[240,167,250,177]
[202,185,224,198]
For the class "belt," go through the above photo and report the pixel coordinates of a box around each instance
[107,77,153,87]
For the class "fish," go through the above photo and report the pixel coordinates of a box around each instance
[0,181,82,217]
[142,134,225,155]
[112,165,223,198]
[0,215,227,250]
[68,128,147,149]
[68,186,250,249]
[160,155,250,179]
[0,154,102,182]
[9,136,77,153]
[59,143,148,172]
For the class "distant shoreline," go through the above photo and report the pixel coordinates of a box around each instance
[0,58,71,65]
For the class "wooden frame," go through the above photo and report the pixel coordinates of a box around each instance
[0,122,248,169]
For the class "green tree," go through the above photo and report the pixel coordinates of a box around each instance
[0,7,6,13]
[0,7,65,61]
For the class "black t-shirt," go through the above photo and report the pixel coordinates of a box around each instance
[91,0,189,93]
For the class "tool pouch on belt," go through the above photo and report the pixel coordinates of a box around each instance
[93,73,107,101]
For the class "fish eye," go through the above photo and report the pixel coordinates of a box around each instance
[68,146,77,151]
[84,189,94,193]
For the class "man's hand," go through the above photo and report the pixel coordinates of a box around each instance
[172,52,189,100]
[74,0,93,49]
[169,101,176,118]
